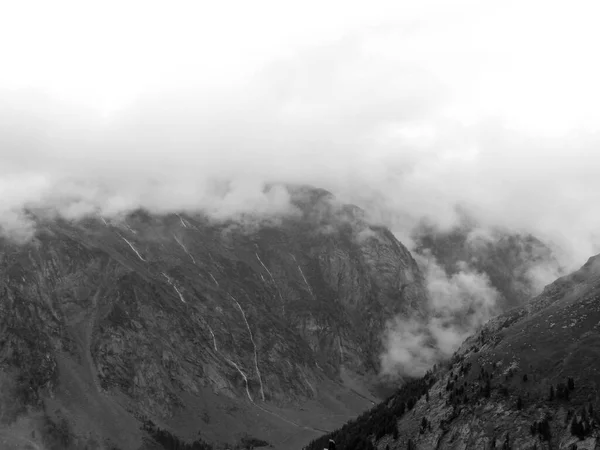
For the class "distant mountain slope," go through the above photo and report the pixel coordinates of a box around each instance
[0,186,426,449]
[307,254,600,449]
[413,221,565,310]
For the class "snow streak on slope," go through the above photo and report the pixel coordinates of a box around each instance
[176,214,189,229]
[229,294,266,402]
[161,272,187,303]
[291,253,314,299]
[173,234,196,264]
[119,235,146,262]
[225,359,253,403]
[255,251,285,313]
[207,324,253,402]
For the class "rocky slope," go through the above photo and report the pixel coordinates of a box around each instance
[307,253,600,449]
[0,186,427,449]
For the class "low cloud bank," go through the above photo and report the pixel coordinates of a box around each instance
[2,4,600,377]
[381,253,500,377]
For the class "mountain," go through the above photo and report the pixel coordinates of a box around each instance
[412,220,565,310]
[0,186,427,449]
[306,253,600,449]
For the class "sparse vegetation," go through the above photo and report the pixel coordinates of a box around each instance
[530,417,551,441]
[239,435,271,449]
[305,371,436,449]
[142,419,214,450]
[569,405,599,441]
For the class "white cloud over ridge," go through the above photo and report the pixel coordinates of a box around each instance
[2,0,600,375]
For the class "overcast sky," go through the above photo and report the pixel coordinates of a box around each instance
[2,0,600,268]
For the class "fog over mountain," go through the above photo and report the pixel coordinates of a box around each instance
[2,0,600,377]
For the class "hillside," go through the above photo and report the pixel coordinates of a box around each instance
[0,186,427,449]
[307,254,600,449]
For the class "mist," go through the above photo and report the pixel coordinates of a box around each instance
[381,253,500,377]
[2,0,600,375]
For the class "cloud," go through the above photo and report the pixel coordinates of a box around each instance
[464,227,565,295]
[381,254,500,377]
[2,3,600,266]
[2,0,600,381]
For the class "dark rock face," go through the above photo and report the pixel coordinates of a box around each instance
[308,253,600,449]
[0,187,426,449]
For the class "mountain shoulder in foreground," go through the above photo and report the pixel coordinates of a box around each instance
[307,255,600,450]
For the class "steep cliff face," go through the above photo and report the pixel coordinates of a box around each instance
[0,187,426,449]
[308,254,600,450]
